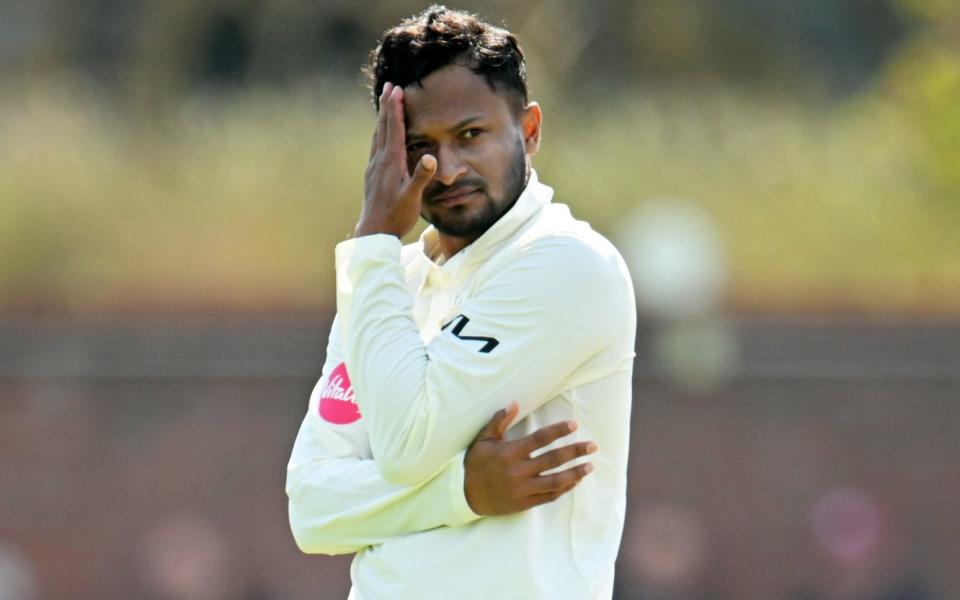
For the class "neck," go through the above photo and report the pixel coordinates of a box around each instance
[436,232,478,261]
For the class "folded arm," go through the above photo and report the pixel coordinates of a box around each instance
[337,234,631,485]
[286,372,479,555]
[287,449,477,555]
[287,269,614,552]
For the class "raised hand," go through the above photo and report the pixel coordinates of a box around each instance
[355,82,437,239]
[463,402,597,516]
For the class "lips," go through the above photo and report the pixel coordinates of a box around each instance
[431,188,479,206]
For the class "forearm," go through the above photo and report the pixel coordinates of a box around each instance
[287,449,478,555]
[336,236,446,484]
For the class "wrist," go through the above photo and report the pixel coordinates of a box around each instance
[354,222,401,239]
[462,452,485,516]
[451,450,483,523]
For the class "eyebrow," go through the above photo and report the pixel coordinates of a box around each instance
[406,115,484,143]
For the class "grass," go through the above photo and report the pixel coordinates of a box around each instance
[0,80,957,315]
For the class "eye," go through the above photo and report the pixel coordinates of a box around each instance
[406,141,430,153]
[461,128,485,140]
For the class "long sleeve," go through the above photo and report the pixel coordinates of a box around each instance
[335,231,635,485]
[286,413,479,555]
[286,316,480,556]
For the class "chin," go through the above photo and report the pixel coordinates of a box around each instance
[426,203,497,238]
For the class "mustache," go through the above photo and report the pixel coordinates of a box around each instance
[424,179,486,203]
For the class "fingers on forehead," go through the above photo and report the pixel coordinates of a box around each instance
[385,87,405,149]
[376,94,389,149]
[375,82,397,146]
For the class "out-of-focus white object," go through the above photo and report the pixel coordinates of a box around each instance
[0,542,38,600]
[617,199,728,320]
[654,318,737,391]
[616,199,736,391]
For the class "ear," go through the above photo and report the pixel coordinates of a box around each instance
[519,101,542,156]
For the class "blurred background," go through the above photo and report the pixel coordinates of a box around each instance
[1,0,958,598]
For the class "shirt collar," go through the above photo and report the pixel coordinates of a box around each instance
[417,169,553,274]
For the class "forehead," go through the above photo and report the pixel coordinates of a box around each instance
[403,64,514,134]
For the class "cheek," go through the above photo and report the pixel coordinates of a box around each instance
[469,137,516,179]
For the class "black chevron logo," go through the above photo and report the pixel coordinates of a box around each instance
[440,314,499,353]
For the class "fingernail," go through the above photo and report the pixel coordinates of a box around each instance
[585,442,598,453]
[584,463,594,474]
[567,421,578,432]
[422,155,436,170]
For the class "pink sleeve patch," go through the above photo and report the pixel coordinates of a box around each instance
[318,362,362,424]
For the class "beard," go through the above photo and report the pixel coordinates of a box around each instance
[421,138,528,239]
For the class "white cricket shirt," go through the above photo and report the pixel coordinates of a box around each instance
[287,171,636,599]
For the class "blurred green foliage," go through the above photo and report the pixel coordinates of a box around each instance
[0,82,373,312]
[886,0,960,197]
[0,0,957,315]
[0,78,957,314]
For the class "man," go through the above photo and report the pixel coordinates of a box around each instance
[286,6,636,599]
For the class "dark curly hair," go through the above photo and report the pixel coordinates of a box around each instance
[365,5,528,115]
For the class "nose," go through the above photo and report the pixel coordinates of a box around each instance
[434,143,468,186]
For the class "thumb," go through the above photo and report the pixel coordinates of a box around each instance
[477,401,519,441]
[407,154,436,196]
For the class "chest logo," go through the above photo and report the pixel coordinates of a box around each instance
[318,362,361,424]
[441,314,499,353]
